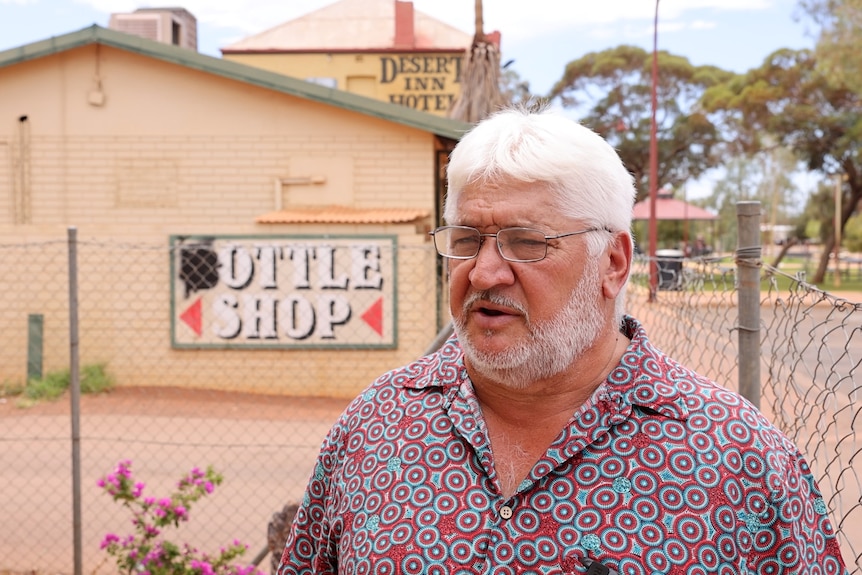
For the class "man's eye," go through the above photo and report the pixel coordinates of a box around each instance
[508,235,544,247]
[452,236,479,246]
[451,235,480,250]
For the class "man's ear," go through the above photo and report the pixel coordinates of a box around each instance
[602,231,633,300]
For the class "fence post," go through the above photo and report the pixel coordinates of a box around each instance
[736,202,761,409]
[27,313,44,381]
[68,226,82,575]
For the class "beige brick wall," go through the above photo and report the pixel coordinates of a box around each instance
[0,44,448,399]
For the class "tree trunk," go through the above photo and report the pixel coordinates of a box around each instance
[812,236,834,284]
[447,0,504,123]
[811,170,861,284]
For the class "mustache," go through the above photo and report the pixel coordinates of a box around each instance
[463,291,528,318]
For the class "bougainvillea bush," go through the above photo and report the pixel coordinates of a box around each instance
[97,460,263,575]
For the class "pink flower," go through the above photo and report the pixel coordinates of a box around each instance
[100,533,119,550]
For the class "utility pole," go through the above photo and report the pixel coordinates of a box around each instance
[648,0,660,301]
[833,174,844,287]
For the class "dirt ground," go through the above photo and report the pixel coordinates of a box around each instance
[0,385,352,421]
[1,386,352,575]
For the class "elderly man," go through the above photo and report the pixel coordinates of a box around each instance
[279,107,847,575]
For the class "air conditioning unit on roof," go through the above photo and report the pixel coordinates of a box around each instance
[109,7,198,51]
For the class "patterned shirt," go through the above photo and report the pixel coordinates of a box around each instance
[279,316,847,575]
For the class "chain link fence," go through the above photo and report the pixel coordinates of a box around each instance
[627,253,862,573]
[1,227,860,574]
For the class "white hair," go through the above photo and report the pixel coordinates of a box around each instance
[444,106,637,323]
[445,106,635,255]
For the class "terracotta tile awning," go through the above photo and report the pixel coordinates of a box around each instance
[256,205,431,224]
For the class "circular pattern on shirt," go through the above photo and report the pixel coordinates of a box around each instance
[601,526,628,553]
[430,412,454,436]
[513,539,539,566]
[455,509,481,532]
[573,461,601,486]
[281,326,844,575]
[590,484,622,510]
[669,450,697,476]
[637,444,667,469]
[575,508,601,532]
[673,514,705,544]
[512,508,539,533]
[599,455,626,478]
[402,418,429,441]
[615,509,641,534]
[697,543,721,570]
[632,496,661,522]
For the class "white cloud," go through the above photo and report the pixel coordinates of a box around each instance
[689,20,718,30]
[73,0,781,40]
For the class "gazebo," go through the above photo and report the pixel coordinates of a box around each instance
[632,193,718,222]
[631,191,718,258]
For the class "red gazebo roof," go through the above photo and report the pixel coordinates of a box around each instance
[632,194,717,221]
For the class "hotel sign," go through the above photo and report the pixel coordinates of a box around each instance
[378,54,462,113]
[170,235,397,349]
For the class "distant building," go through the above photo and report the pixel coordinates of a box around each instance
[221,0,500,117]
[109,7,198,51]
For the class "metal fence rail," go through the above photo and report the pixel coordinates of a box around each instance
[1,225,860,574]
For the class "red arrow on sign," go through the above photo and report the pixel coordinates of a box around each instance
[180,297,202,336]
[361,296,384,336]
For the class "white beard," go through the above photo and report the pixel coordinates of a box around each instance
[453,257,605,390]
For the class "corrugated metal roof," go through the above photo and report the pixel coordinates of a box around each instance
[0,25,471,141]
[223,0,471,53]
[256,205,431,224]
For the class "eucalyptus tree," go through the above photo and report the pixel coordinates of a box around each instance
[799,0,862,93]
[701,48,861,282]
[548,45,735,201]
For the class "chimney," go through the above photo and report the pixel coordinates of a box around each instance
[394,1,415,48]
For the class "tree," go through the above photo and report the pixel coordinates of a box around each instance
[698,149,802,256]
[448,0,505,123]
[499,64,535,108]
[798,0,862,93]
[547,45,735,200]
[701,48,862,282]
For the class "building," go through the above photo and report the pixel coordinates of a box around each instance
[0,25,469,398]
[221,0,500,116]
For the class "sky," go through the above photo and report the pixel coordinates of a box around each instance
[0,0,819,96]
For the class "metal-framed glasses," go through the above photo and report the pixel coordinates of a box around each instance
[429,225,608,263]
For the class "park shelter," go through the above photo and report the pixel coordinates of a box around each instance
[632,191,718,254]
[632,193,718,221]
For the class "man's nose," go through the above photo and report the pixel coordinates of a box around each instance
[468,237,515,288]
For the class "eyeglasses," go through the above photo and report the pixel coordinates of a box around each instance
[429,225,608,263]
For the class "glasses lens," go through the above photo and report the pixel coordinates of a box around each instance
[436,227,481,258]
[498,228,548,262]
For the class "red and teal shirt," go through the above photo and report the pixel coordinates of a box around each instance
[279,316,847,575]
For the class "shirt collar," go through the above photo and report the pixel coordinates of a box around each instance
[400,316,689,422]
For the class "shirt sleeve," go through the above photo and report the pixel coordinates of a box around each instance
[277,421,345,575]
[761,443,848,574]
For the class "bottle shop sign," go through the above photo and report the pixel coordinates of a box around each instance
[170,235,397,349]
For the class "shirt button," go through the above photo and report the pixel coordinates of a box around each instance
[499,505,513,519]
